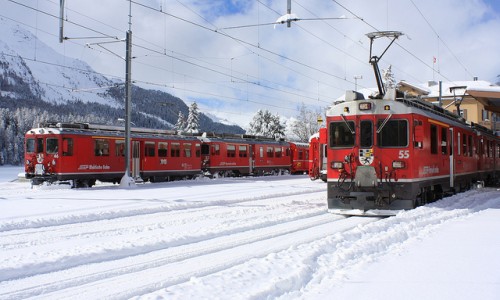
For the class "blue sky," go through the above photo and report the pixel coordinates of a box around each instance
[198,0,253,20]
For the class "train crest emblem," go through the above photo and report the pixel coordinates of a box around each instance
[359,149,374,165]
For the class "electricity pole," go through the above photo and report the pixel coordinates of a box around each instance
[121,0,135,186]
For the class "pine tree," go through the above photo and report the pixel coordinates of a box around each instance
[185,102,200,133]
[175,111,186,132]
[247,109,285,139]
[383,65,396,90]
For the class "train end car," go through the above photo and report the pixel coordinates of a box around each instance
[289,142,309,174]
[308,127,327,182]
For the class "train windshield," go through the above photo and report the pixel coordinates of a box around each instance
[377,119,408,147]
[46,138,59,154]
[329,121,355,148]
[360,120,373,148]
[26,138,35,153]
[25,138,43,154]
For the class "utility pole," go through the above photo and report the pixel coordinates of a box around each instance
[121,0,135,187]
[354,75,362,91]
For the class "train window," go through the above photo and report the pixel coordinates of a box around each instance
[462,134,468,156]
[201,144,210,155]
[94,139,109,156]
[184,143,192,157]
[62,138,73,156]
[298,150,303,160]
[145,142,156,157]
[171,143,181,157]
[260,146,264,158]
[457,133,461,156]
[360,120,373,148]
[195,144,201,157]
[158,142,168,157]
[37,138,44,153]
[275,147,282,158]
[377,120,408,148]
[115,140,125,156]
[441,128,447,155]
[26,138,35,154]
[329,121,355,148]
[227,145,236,157]
[468,135,473,157]
[46,138,58,154]
[238,145,248,157]
[430,125,438,154]
[211,144,220,156]
[267,147,274,158]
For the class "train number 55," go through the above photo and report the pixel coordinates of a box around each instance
[398,150,410,159]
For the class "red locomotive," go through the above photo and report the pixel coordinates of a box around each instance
[326,31,499,214]
[24,123,310,187]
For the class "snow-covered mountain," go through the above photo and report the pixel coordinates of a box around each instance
[0,17,120,107]
[0,16,244,133]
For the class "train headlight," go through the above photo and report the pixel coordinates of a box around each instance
[331,161,344,169]
[359,102,372,110]
[392,161,406,169]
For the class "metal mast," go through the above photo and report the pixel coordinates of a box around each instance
[124,0,133,181]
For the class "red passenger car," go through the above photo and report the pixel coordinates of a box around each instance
[199,134,292,177]
[25,122,201,187]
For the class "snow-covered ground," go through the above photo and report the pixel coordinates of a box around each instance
[0,166,499,299]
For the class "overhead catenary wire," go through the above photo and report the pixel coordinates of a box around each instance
[5,0,481,115]
[409,0,475,79]
[2,2,333,112]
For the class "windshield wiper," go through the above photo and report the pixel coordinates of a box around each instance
[377,114,393,133]
[340,114,355,134]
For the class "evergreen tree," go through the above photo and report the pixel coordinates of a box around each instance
[383,65,396,90]
[175,111,186,132]
[185,102,200,133]
[247,109,285,139]
[269,113,285,139]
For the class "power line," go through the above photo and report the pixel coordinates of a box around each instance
[409,0,475,79]
[4,1,334,109]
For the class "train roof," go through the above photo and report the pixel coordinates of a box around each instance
[27,122,200,140]
[327,92,497,136]
[197,132,289,145]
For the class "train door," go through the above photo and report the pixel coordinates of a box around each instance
[249,144,255,173]
[131,141,141,179]
[449,128,455,190]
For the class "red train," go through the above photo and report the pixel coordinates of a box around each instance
[24,122,309,187]
[325,31,499,215]
[308,127,327,182]
[326,91,499,214]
